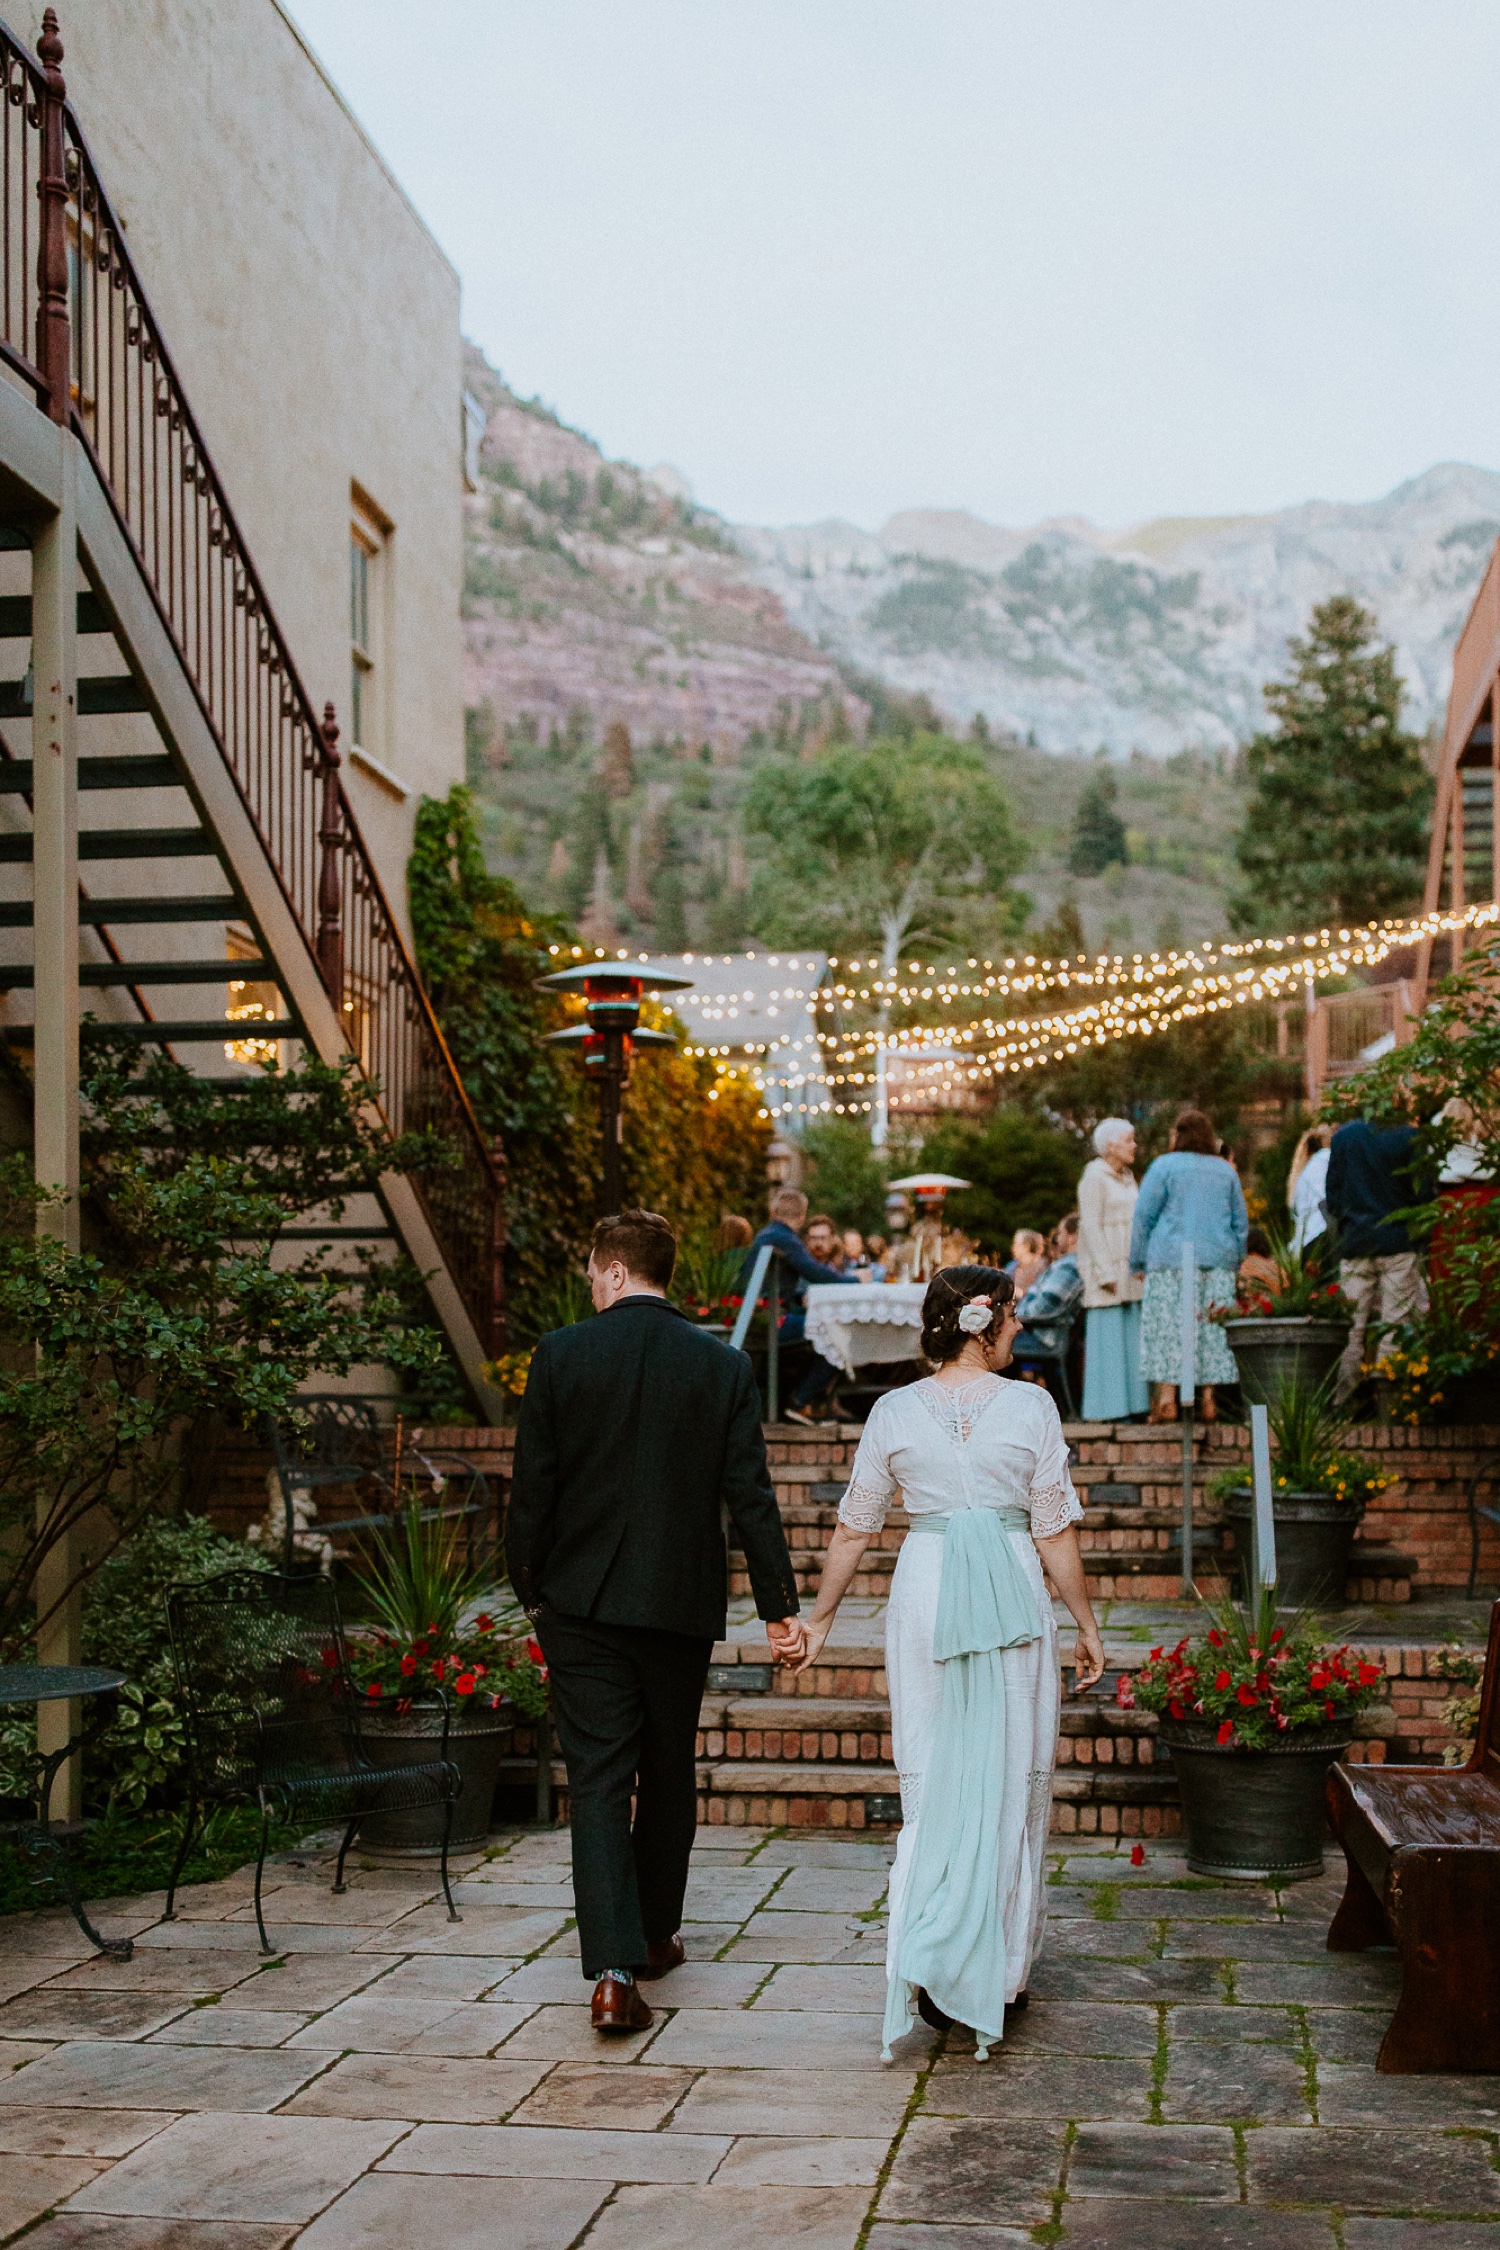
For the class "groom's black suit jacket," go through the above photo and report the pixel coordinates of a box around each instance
[506,1294,800,1640]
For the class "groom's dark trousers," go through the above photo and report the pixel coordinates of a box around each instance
[507,1294,800,1980]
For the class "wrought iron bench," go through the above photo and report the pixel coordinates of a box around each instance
[163,1569,463,1951]
[1326,1597,1500,2072]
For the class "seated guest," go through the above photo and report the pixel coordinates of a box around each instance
[839,1227,867,1273]
[1004,1227,1048,1298]
[1239,1225,1279,1294]
[805,1213,842,1269]
[864,1232,889,1282]
[1010,1215,1084,1403]
[716,1213,753,1253]
[741,1188,858,1426]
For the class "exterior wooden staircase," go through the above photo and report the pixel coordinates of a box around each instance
[0,13,502,1404]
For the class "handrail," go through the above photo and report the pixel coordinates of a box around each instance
[729,1242,774,1354]
[0,12,502,1350]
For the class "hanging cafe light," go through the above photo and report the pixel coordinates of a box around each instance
[806,899,1500,1110]
[535,954,696,1216]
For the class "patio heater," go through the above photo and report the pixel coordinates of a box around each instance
[535,957,696,1216]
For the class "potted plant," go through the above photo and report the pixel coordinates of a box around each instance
[1118,1589,1386,1879]
[1218,1231,1351,1405]
[348,1499,547,1853]
[673,1234,751,1340]
[1210,1380,1397,1607]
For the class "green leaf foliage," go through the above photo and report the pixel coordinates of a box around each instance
[745,733,1029,963]
[1067,768,1129,878]
[917,1108,1086,1258]
[1229,596,1431,933]
[409,786,772,1335]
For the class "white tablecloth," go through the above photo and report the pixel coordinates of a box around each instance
[804,1282,927,1377]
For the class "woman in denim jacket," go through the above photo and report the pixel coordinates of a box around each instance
[1128,1109,1248,1423]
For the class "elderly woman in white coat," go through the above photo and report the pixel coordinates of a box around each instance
[1077,1117,1147,1421]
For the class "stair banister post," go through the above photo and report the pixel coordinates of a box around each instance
[32,434,82,1817]
[317,702,344,1016]
[35,9,71,425]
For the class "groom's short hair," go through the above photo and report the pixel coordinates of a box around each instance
[590,1209,677,1290]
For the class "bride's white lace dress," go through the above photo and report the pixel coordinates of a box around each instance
[839,1373,1082,2049]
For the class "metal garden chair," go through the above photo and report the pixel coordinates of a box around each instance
[162,1569,462,1951]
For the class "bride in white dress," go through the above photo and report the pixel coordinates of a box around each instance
[797,1265,1106,2058]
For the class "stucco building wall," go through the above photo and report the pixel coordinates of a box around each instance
[21,0,464,921]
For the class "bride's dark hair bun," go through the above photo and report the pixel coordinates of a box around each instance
[920,1265,1014,1364]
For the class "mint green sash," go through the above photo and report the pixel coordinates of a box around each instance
[885,1505,1043,2059]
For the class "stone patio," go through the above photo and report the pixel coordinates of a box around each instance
[2,1812,1498,2247]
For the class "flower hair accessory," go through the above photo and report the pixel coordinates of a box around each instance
[957,1297,993,1335]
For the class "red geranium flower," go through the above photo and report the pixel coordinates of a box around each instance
[1357,1661,1381,1686]
[1207,1630,1224,1648]
[1217,1719,1234,1744]
[366,1681,383,1698]
[475,1614,494,1632]
[1325,1699,1337,1720]
[1115,1675,1136,1709]
[1236,1684,1258,1707]
[399,1655,416,1677]
[527,1638,546,1666]
[1215,1669,1231,1691]
[320,1647,339,1669]
[454,1672,477,1696]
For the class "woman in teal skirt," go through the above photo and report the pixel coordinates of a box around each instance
[1077,1116,1147,1421]
[1129,1108,1248,1421]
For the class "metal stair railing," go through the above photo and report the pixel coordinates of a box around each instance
[0,11,502,1352]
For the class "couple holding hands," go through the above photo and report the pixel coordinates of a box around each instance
[508,1208,1104,2053]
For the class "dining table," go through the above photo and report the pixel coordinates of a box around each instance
[803,1280,928,1378]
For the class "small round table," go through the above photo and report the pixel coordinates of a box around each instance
[0,1663,133,1959]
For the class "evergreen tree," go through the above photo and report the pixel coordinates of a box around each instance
[600,718,635,799]
[1068,769,1128,877]
[1229,596,1431,933]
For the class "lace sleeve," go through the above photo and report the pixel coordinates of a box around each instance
[837,1412,897,1535]
[1027,1394,1084,1537]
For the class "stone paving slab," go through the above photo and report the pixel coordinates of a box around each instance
[581,2183,869,2249]
[4,1823,1498,2244]
[60,2112,404,2221]
[1056,2206,1337,2247]
[877,2116,1067,2227]
[0,2041,325,2113]
[381,2120,732,2182]
[295,2172,609,2249]
[0,2152,105,2233]
[20,2219,300,2249]
[1068,2121,1240,2202]
[0,2107,178,2157]
[1246,2128,1500,2215]
[282,2052,546,2122]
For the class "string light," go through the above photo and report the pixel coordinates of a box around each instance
[807,901,1497,1101]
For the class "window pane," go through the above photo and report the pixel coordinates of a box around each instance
[351,660,363,748]
[350,538,369,650]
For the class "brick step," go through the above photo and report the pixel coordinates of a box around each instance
[698,1697,893,1766]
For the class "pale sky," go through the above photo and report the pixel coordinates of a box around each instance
[289,1,1500,534]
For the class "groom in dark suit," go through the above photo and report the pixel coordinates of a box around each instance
[508,1209,804,2033]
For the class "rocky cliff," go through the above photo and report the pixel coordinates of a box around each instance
[743,464,1500,755]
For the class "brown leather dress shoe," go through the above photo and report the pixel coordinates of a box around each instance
[638,1934,686,1980]
[591,1975,654,2035]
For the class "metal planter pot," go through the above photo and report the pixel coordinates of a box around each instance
[359,1701,516,1854]
[1158,1719,1350,1880]
[1224,1317,1348,1406]
[1221,1485,1363,1607]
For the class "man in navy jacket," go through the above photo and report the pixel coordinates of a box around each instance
[741,1187,859,1423]
[1326,1117,1428,1399]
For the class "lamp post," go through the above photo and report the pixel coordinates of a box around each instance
[535,958,696,1216]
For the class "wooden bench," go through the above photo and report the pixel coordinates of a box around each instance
[1326,1598,1500,2073]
